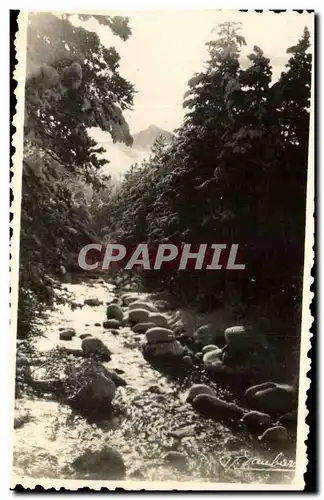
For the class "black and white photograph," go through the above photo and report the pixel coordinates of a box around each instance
[11,9,314,490]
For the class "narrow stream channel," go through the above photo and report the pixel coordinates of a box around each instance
[13,278,296,485]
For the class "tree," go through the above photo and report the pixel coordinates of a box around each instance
[109,24,312,373]
[18,12,135,338]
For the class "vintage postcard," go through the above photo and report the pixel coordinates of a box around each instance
[11,10,314,490]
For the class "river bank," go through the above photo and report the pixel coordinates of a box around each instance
[13,276,297,486]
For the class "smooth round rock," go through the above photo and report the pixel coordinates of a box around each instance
[81,337,112,361]
[59,328,76,340]
[84,297,102,307]
[183,355,194,366]
[103,319,121,329]
[193,324,216,346]
[145,327,175,344]
[106,304,123,322]
[192,394,244,421]
[121,294,138,306]
[132,322,156,334]
[203,348,223,366]
[186,384,217,403]
[241,411,272,428]
[148,313,169,328]
[143,340,183,358]
[129,301,158,312]
[128,309,150,324]
[245,382,295,414]
[259,426,289,443]
[202,344,221,354]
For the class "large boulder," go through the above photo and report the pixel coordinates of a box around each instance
[224,325,266,361]
[202,344,221,354]
[128,308,149,324]
[68,373,117,411]
[143,340,184,358]
[192,394,244,421]
[71,446,126,479]
[245,381,277,400]
[202,348,223,367]
[132,322,156,334]
[259,426,289,444]
[279,410,298,425]
[186,384,217,403]
[121,294,138,306]
[106,304,123,322]
[81,337,112,361]
[101,368,127,387]
[145,327,175,344]
[103,319,121,329]
[148,313,169,328]
[241,411,272,429]
[129,301,158,312]
[245,382,296,415]
[193,324,216,346]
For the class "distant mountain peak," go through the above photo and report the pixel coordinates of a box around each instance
[132,124,173,150]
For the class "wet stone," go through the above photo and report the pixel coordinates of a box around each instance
[114,368,125,375]
[259,426,289,444]
[103,319,121,329]
[59,328,76,340]
[84,297,103,307]
[183,356,194,366]
[164,451,187,469]
[81,337,112,361]
[106,304,123,322]
[70,446,126,480]
[79,334,92,340]
[241,410,272,429]
[279,410,298,425]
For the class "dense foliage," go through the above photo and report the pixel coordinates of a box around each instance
[18,12,134,338]
[18,17,312,377]
[106,23,311,370]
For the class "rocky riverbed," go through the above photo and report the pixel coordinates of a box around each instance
[13,277,298,487]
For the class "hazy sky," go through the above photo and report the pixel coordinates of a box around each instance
[76,11,313,134]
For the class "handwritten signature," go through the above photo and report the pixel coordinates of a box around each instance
[220,452,296,472]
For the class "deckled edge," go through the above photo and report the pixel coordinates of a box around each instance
[10,10,29,491]
[10,10,314,491]
[292,12,315,491]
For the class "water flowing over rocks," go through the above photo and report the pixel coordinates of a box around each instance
[13,278,297,484]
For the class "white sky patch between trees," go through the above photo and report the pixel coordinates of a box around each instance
[72,11,313,135]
